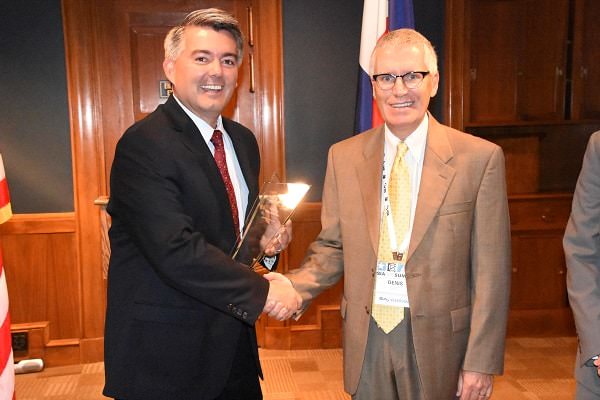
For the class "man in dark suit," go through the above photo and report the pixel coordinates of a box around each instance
[103,9,299,400]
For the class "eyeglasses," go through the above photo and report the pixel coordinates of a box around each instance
[372,71,430,90]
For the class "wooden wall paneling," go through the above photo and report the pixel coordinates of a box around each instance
[244,0,289,347]
[0,213,82,366]
[467,122,600,193]
[246,0,285,184]
[537,122,600,192]
[10,322,50,361]
[265,202,344,349]
[493,135,540,194]
[62,0,108,363]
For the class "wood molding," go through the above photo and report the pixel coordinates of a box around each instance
[0,213,75,234]
[61,0,107,360]
[253,0,286,183]
[444,0,466,130]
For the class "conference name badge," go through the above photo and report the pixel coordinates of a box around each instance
[373,260,409,307]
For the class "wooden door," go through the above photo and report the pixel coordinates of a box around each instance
[571,0,600,120]
[91,0,262,186]
[467,0,520,124]
[467,0,568,125]
[516,0,568,121]
[62,0,284,361]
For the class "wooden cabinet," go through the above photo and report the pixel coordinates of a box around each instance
[449,0,600,128]
[509,195,570,310]
[467,0,569,124]
[507,194,575,335]
[445,0,600,336]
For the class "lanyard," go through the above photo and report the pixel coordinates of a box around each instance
[381,152,410,261]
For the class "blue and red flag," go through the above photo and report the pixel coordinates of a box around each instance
[355,0,415,133]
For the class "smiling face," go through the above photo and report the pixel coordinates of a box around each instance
[163,26,239,127]
[372,44,439,139]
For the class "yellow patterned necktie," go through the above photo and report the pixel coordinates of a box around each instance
[372,141,411,334]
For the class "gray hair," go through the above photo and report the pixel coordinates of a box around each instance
[164,8,244,62]
[369,28,438,76]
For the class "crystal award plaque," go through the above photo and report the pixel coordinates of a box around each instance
[231,177,310,271]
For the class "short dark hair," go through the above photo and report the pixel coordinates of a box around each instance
[164,8,243,62]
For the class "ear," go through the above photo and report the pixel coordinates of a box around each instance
[163,58,175,83]
[429,72,440,98]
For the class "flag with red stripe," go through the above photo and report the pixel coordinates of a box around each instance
[0,154,15,400]
[0,156,10,224]
[355,0,415,133]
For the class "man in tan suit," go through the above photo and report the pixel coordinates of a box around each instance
[284,29,511,399]
[563,130,600,399]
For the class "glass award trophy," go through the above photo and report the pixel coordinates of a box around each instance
[231,176,310,272]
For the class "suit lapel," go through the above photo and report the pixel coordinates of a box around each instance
[356,127,385,255]
[162,96,237,235]
[223,119,258,210]
[407,116,455,262]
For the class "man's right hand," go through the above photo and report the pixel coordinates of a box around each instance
[262,272,301,321]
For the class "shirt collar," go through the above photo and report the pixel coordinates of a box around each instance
[384,114,428,163]
[173,95,225,143]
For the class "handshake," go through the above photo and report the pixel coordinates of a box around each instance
[262,272,302,321]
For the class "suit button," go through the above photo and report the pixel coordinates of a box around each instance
[227,304,234,310]
[242,312,248,319]
[236,309,243,316]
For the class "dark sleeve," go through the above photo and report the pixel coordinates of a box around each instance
[108,128,269,324]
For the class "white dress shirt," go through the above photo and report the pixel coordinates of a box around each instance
[174,96,249,234]
[380,114,428,252]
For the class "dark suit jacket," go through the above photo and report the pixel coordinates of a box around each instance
[103,96,269,400]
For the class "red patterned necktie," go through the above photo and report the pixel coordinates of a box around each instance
[210,130,240,236]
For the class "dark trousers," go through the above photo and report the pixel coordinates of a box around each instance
[215,328,263,400]
[115,328,262,400]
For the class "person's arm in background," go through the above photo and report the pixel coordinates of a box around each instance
[564,131,600,376]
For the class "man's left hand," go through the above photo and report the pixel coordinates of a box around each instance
[456,370,493,400]
[263,220,292,256]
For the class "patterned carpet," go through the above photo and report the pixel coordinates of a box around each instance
[14,337,578,399]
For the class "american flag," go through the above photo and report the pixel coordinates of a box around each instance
[0,154,15,400]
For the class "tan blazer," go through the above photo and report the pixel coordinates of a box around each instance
[288,115,511,399]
